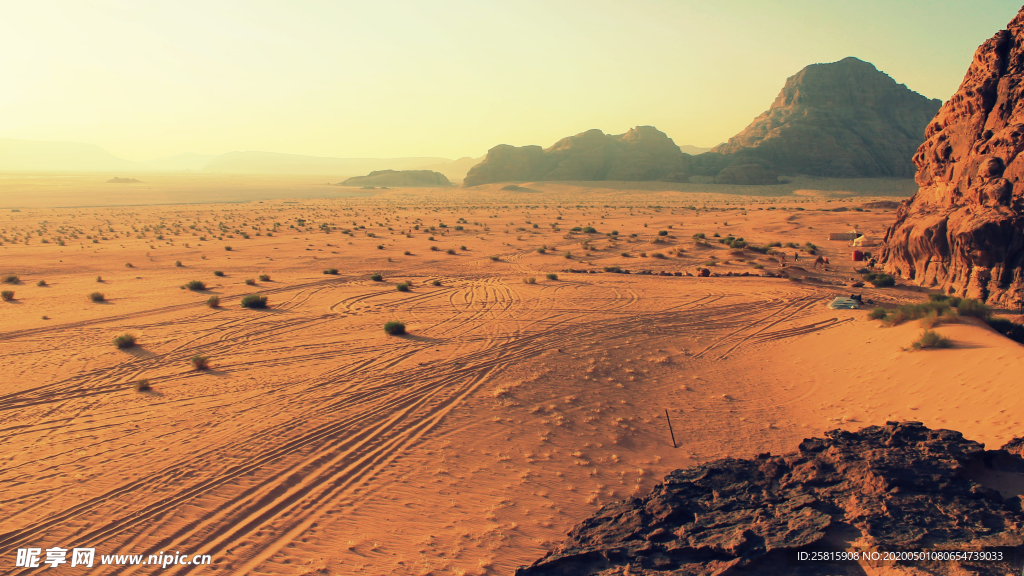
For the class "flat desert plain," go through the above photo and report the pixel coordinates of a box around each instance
[1,180,1022,576]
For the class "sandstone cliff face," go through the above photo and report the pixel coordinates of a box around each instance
[713,57,942,178]
[463,127,689,186]
[516,422,1024,576]
[880,10,1024,304]
[339,169,450,187]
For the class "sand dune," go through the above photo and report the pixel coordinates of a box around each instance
[0,184,1020,575]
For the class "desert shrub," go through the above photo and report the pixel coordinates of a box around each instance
[384,320,406,335]
[583,226,597,234]
[658,230,668,236]
[136,379,151,392]
[240,294,268,309]
[245,278,256,285]
[186,280,206,291]
[404,251,412,256]
[956,298,991,319]
[987,317,1024,344]
[651,252,666,259]
[546,273,558,280]
[89,292,105,302]
[489,255,500,261]
[224,246,232,251]
[912,329,952,350]
[691,233,705,240]
[461,245,468,251]
[430,246,439,251]
[603,266,621,273]
[207,295,220,308]
[214,270,225,277]
[862,272,896,287]
[703,260,717,266]
[396,282,410,292]
[432,279,442,286]
[190,354,211,371]
[1,290,13,301]
[377,244,384,250]
[537,248,546,254]
[868,307,887,320]
[2,275,18,284]
[96,276,103,283]
[37,280,46,286]
[920,310,941,329]
[371,273,383,281]
[114,333,137,349]
[175,260,183,267]
[323,268,338,275]
[447,248,456,254]
[524,277,537,284]
[126,263,134,268]
[259,274,270,282]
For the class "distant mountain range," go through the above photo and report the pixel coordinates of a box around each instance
[0,140,484,181]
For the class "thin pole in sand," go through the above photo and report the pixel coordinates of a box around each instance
[664,409,677,448]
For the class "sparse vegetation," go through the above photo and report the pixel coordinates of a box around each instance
[912,329,953,350]
[190,354,211,371]
[240,294,268,309]
[396,282,411,292]
[175,260,183,267]
[868,307,887,320]
[207,295,220,308]
[1,290,13,301]
[2,275,18,284]
[862,272,896,287]
[89,292,105,302]
[370,273,383,281]
[546,273,558,280]
[224,246,232,251]
[323,268,338,275]
[245,278,256,285]
[524,277,536,284]
[136,379,151,392]
[186,280,206,291]
[214,270,225,277]
[384,320,406,335]
[259,274,270,282]
[432,279,442,286]
[36,280,46,287]
[114,333,137,349]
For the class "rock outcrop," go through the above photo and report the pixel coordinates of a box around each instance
[338,169,450,187]
[516,422,1024,576]
[463,127,690,186]
[713,57,942,178]
[880,9,1024,304]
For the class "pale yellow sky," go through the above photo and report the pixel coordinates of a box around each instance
[1,0,1020,161]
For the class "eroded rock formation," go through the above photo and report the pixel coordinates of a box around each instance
[880,9,1024,304]
[338,169,450,187]
[516,422,1024,576]
[463,127,691,186]
[713,57,941,178]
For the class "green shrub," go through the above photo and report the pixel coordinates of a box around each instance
[447,248,456,255]
[240,294,268,309]
[912,330,952,350]
[245,278,256,286]
[404,251,412,256]
[175,260,183,267]
[658,230,668,236]
[396,282,410,292]
[114,333,137,349]
[214,270,225,277]
[956,298,991,319]
[258,274,270,282]
[384,320,406,335]
[583,226,597,234]
[89,292,105,302]
[490,255,500,261]
[96,275,103,283]
[1,290,13,301]
[207,295,220,308]
[136,379,152,392]
[692,233,705,240]
[190,354,211,371]
[377,244,384,250]
[863,272,896,287]
[868,307,887,320]
[37,280,46,287]
[524,277,536,284]
[323,268,338,275]
[224,246,232,251]
[432,279,442,286]
[2,275,18,284]
[430,245,439,251]
[370,273,383,281]
[186,280,206,291]
[546,273,559,280]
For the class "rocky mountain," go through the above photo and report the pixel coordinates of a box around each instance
[0,139,138,172]
[713,57,942,178]
[880,9,1024,305]
[202,151,451,176]
[516,421,1024,576]
[337,169,450,187]
[463,127,690,186]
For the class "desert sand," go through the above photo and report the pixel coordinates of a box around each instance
[1,179,1022,575]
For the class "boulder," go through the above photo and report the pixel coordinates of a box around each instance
[880,9,1024,304]
[516,422,1024,576]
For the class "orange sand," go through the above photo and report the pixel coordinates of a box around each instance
[0,181,1021,575]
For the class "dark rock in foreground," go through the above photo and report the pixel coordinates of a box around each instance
[880,8,1024,305]
[337,169,450,187]
[516,422,1024,575]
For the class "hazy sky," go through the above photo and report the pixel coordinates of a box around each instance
[1,0,1021,161]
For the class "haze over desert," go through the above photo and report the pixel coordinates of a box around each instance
[5,2,1024,575]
